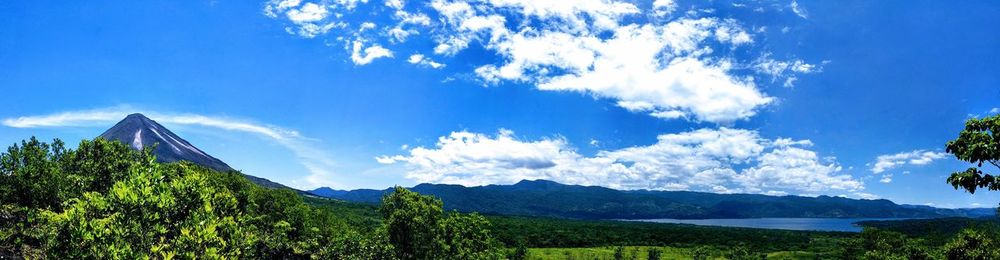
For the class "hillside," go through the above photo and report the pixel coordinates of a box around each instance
[312,180,995,219]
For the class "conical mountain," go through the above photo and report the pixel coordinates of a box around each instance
[99,113,235,172]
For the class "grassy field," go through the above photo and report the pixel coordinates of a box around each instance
[526,246,830,260]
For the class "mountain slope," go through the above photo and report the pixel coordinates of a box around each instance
[312,180,995,219]
[99,113,294,190]
[100,113,233,172]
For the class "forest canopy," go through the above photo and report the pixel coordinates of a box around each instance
[0,137,504,259]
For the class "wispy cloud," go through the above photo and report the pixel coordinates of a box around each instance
[2,106,337,190]
[790,0,808,19]
[3,107,131,128]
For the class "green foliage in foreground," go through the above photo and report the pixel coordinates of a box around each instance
[858,217,1000,246]
[945,114,1000,198]
[0,137,503,259]
[380,186,504,259]
[834,227,1000,260]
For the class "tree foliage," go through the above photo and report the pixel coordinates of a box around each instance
[943,228,999,260]
[646,247,661,260]
[946,114,1000,194]
[0,137,501,259]
[839,228,931,260]
[379,186,504,259]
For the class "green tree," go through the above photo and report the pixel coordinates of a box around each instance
[379,186,444,259]
[840,228,931,260]
[0,137,71,210]
[727,243,765,260]
[945,114,1000,195]
[509,241,528,260]
[691,246,711,260]
[62,138,155,194]
[436,212,504,259]
[613,245,625,260]
[646,247,661,260]
[0,137,370,258]
[943,228,998,260]
[378,186,503,260]
[39,163,256,258]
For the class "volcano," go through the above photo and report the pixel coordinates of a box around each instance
[99,113,234,172]
[99,113,295,190]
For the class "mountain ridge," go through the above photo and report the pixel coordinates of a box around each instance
[311,179,995,219]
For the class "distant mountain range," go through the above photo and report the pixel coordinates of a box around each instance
[99,113,294,190]
[311,180,995,219]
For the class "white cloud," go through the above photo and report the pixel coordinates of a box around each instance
[266,1,341,38]
[853,192,879,200]
[2,107,338,190]
[378,128,865,196]
[385,0,404,9]
[262,0,817,123]
[2,107,129,128]
[790,0,808,19]
[350,40,393,65]
[652,0,677,17]
[990,107,999,114]
[754,55,821,87]
[264,0,302,17]
[738,145,860,193]
[286,2,328,23]
[880,174,893,183]
[871,149,949,174]
[407,53,446,68]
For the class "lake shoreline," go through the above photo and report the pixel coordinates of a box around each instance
[618,217,922,232]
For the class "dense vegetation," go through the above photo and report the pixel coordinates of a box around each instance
[858,217,1000,246]
[0,137,504,258]
[487,216,850,252]
[313,180,992,219]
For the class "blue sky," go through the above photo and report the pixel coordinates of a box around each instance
[1,0,998,207]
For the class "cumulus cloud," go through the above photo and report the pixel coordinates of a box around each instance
[265,0,343,38]
[2,106,337,190]
[351,40,393,65]
[378,128,865,196]
[262,0,818,123]
[652,0,677,17]
[871,149,949,174]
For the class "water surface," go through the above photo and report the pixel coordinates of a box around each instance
[628,218,908,232]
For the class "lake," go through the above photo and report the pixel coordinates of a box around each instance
[627,218,909,232]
